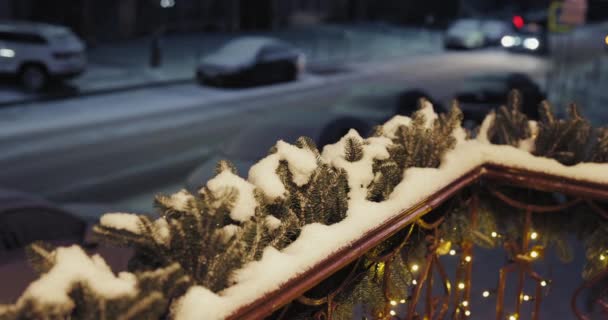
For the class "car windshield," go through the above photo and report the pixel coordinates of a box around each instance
[48,31,78,46]
[214,38,270,62]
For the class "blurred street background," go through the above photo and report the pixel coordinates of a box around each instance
[0,1,608,318]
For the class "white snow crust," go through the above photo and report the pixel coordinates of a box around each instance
[206,170,258,222]
[16,246,137,312]
[99,213,142,234]
[248,140,318,201]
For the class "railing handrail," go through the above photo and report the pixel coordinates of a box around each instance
[228,163,608,319]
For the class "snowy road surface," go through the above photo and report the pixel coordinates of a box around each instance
[0,50,548,213]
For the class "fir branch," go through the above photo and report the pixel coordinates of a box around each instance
[367,103,461,202]
[487,90,531,146]
[25,242,56,276]
[534,102,592,165]
[215,159,238,175]
[344,137,364,162]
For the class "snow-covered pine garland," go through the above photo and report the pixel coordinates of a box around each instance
[2,91,608,320]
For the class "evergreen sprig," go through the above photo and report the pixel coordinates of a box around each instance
[487,90,532,146]
[267,137,350,249]
[344,137,364,162]
[367,101,462,202]
[93,164,271,293]
[1,248,188,320]
[534,102,593,166]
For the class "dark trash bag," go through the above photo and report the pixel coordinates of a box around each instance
[0,189,86,252]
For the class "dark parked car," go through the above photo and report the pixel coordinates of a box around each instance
[196,37,305,87]
[454,72,544,122]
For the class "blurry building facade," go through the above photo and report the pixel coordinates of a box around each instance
[0,0,605,43]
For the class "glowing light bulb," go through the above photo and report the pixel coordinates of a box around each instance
[412,279,418,285]
[600,254,605,261]
[400,299,406,304]
[465,310,471,317]
[464,255,472,262]
[509,314,518,320]
[462,300,469,307]
[530,232,538,240]
[411,264,419,272]
[390,310,396,316]
[449,249,456,256]
[458,282,465,290]
[390,300,397,306]
[523,294,530,301]
[482,290,490,298]
[491,231,498,238]
[540,280,547,287]
[530,250,539,258]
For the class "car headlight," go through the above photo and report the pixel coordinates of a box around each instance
[0,48,15,58]
[501,35,516,47]
[523,37,540,50]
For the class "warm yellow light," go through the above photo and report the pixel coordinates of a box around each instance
[412,279,418,285]
[600,254,606,261]
[540,280,547,287]
[530,232,538,240]
[400,299,406,304]
[390,310,396,316]
[462,300,469,307]
[482,290,490,298]
[509,315,518,320]
[491,231,498,238]
[458,282,465,290]
[530,250,539,258]
[523,294,530,301]
[449,249,456,256]
[390,300,397,306]
[464,255,472,262]
[605,35,608,45]
[411,264,419,272]
[446,282,451,290]
[464,310,471,317]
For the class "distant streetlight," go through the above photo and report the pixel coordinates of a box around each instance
[160,0,175,8]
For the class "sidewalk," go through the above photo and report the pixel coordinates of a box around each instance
[0,24,442,106]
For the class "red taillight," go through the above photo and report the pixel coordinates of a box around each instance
[513,15,524,29]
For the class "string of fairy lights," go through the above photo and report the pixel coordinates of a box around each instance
[383,229,564,320]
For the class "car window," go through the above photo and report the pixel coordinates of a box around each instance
[215,39,268,62]
[259,45,287,60]
[0,31,47,45]
[47,31,79,46]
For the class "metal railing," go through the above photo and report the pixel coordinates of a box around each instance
[227,164,608,320]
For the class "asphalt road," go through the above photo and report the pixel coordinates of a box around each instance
[0,50,548,212]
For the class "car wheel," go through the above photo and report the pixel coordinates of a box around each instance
[19,64,48,92]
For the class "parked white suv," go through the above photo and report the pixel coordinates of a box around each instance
[0,21,86,91]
